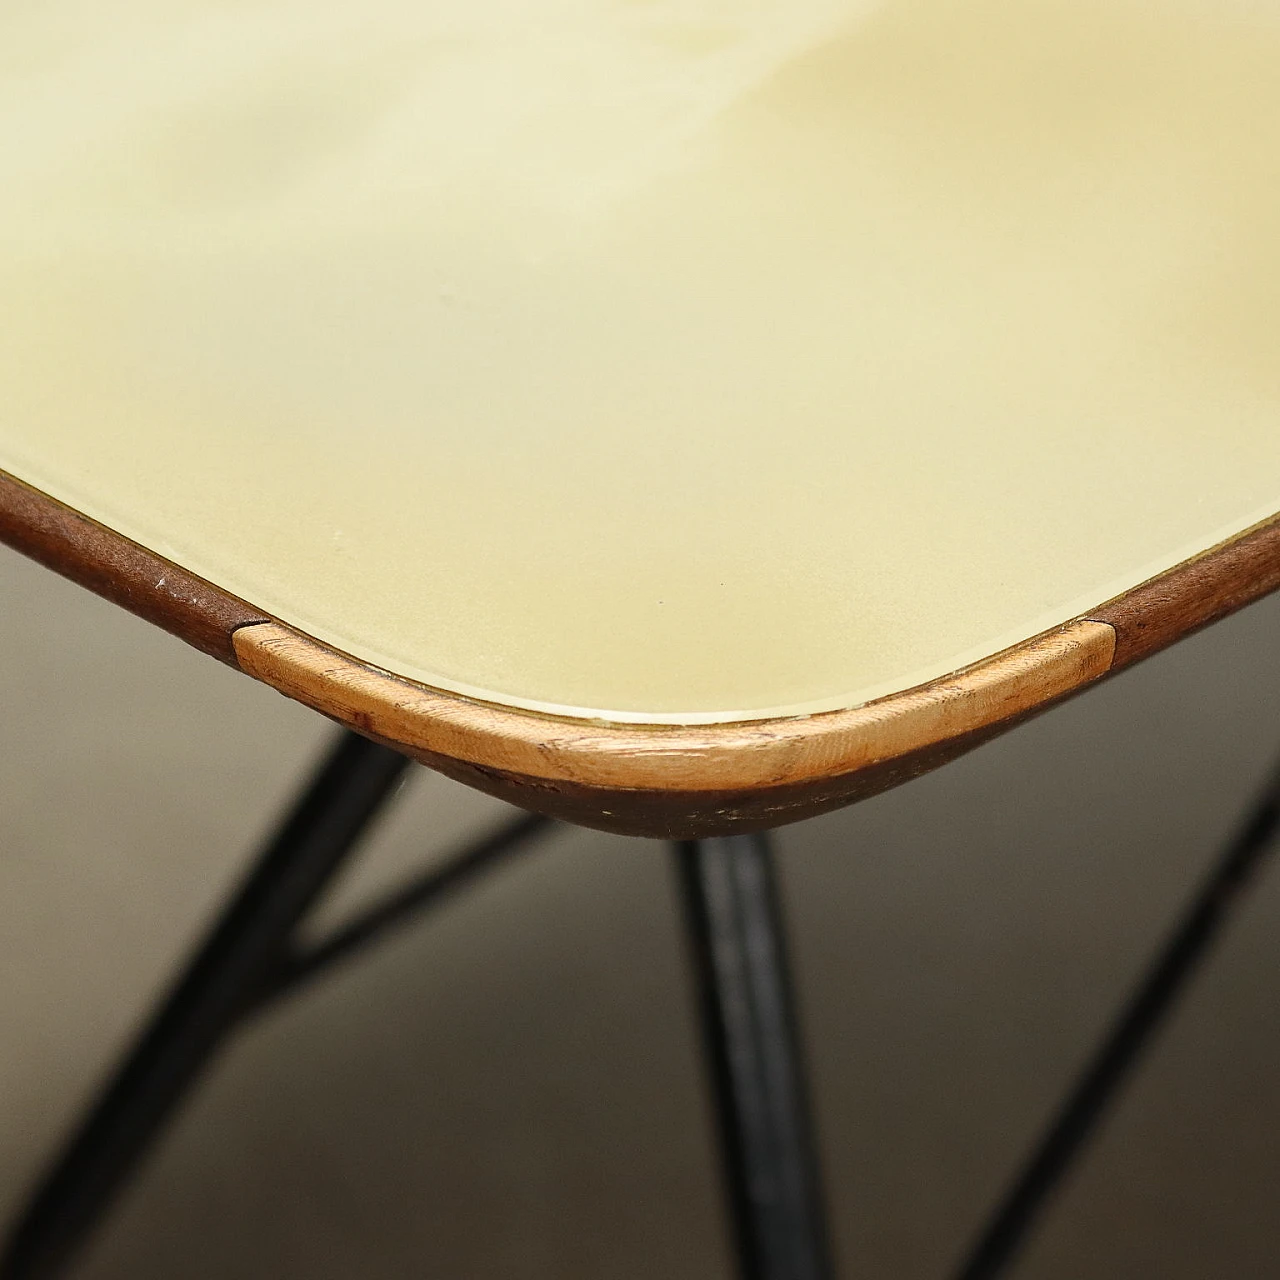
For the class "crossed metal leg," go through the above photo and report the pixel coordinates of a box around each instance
[1,734,412,1280]
[3,729,1278,1280]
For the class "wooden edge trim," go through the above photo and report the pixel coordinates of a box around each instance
[0,469,267,665]
[2,460,1274,801]
[1087,511,1280,670]
[233,620,1117,793]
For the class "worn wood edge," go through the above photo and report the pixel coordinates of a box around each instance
[0,468,267,665]
[390,706,1081,839]
[233,620,1117,793]
[2,459,1276,809]
[1086,510,1280,670]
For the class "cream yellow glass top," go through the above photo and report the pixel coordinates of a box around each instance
[2,0,1280,723]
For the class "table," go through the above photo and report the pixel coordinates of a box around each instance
[3,1,1280,1277]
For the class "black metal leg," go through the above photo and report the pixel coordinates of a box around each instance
[953,752,1280,1280]
[1,730,411,1280]
[252,811,556,1012]
[674,835,834,1280]
[15,725,1275,1280]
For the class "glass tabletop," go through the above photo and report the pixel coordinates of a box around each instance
[2,0,1279,725]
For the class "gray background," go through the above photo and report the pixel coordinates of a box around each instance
[1,540,1278,1279]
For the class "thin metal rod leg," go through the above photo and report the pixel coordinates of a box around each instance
[674,834,834,1280]
[251,811,555,1011]
[953,752,1280,1280]
[2,730,410,1280]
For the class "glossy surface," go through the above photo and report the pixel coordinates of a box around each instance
[2,0,1279,723]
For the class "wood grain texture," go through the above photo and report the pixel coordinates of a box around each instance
[0,470,267,665]
[233,620,1115,834]
[1088,513,1280,670]
[3,465,1280,836]
[383,710,1074,839]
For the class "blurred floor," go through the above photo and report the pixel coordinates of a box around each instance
[1,540,1278,1279]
